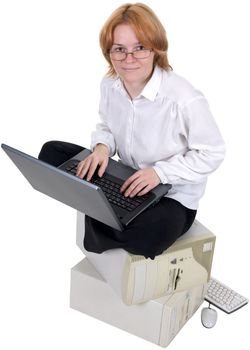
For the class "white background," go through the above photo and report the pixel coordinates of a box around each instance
[0,0,249,349]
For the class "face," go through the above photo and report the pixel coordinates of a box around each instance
[110,24,155,88]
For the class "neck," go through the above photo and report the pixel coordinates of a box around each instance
[123,81,145,99]
[122,68,155,99]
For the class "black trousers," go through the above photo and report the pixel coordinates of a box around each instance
[38,141,197,259]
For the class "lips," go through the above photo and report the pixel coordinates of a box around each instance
[122,67,140,71]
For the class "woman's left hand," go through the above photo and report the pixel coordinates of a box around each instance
[120,168,161,197]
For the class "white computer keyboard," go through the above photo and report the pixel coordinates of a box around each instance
[205,277,248,314]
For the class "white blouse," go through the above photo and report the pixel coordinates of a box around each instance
[90,66,225,209]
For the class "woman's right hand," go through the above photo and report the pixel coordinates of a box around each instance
[76,144,109,181]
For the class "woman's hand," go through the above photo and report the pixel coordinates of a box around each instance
[76,144,109,181]
[120,168,161,197]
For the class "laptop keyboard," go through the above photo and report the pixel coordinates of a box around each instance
[63,161,150,212]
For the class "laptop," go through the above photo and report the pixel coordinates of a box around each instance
[2,143,171,231]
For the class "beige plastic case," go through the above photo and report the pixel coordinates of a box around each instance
[70,258,207,348]
[76,213,215,305]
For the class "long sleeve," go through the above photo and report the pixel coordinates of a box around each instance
[153,96,226,185]
[90,78,117,156]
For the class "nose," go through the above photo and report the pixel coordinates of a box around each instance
[125,52,137,63]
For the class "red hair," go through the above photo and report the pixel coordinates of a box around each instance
[99,3,172,76]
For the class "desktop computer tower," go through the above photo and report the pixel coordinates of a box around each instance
[70,258,207,348]
[76,212,215,305]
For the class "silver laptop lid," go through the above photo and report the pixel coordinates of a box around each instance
[2,144,123,231]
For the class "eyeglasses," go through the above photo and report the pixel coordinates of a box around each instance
[109,47,152,61]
